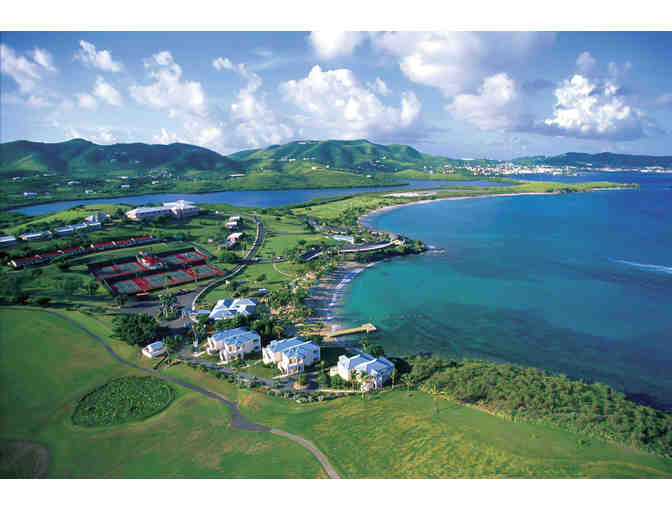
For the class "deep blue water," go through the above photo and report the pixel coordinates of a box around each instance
[343,172,672,410]
[12,179,505,216]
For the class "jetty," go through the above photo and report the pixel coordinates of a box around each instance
[325,323,377,339]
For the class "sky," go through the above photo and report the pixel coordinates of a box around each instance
[2,31,672,159]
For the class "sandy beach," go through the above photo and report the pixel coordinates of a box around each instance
[305,260,377,334]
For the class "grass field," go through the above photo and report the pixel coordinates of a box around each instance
[234,388,672,478]
[0,308,326,478]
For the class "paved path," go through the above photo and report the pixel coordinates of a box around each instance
[36,309,340,478]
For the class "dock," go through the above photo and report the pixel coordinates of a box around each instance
[325,323,377,339]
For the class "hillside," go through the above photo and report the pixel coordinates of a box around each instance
[229,139,464,173]
[514,152,672,169]
[0,139,242,177]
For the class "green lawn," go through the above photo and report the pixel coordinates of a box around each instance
[0,308,326,478]
[235,388,672,478]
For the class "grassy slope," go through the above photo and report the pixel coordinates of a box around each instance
[0,308,325,478]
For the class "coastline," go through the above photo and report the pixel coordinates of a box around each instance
[309,188,629,334]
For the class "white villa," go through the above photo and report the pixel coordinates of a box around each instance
[208,298,257,320]
[262,337,321,374]
[206,327,261,362]
[334,353,395,391]
[142,340,167,358]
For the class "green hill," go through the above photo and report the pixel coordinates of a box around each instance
[0,139,242,177]
[514,152,672,169]
[229,139,463,173]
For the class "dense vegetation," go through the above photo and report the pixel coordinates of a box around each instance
[403,356,672,458]
[512,152,672,169]
[112,313,162,346]
[72,376,176,427]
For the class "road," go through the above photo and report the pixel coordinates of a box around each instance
[41,309,340,478]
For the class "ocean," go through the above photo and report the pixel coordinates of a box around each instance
[342,172,672,411]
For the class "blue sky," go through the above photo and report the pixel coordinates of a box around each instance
[2,31,672,159]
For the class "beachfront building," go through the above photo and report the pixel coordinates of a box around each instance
[164,200,200,218]
[206,327,261,361]
[142,340,167,358]
[84,212,110,223]
[278,341,321,375]
[332,234,355,244]
[54,226,75,236]
[225,216,241,229]
[208,298,257,321]
[262,337,306,365]
[335,353,395,391]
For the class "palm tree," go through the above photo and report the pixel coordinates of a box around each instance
[391,367,397,390]
[400,374,414,394]
[349,369,358,391]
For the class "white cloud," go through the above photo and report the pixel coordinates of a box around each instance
[447,73,521,131]
[153,128,186,145]
[576,51,597,75]
[75,40,122,72]
[75,93,98,110]
[309,31,366,60]
[93,127,116,144]
[280,65,421,140]
[213,57,261,92]
[656,92,672,107]
[368,77,391,96]
[370,31,555,97]
[26,94,56,108]
[0,43,41,93]
[541,73,645,140]
[93,76,122,106]
[130,51,205,115]
[31,48,56,72]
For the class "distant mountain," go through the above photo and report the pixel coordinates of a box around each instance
[0,139,242,176]
[514,152,672,169]
[228,139,462,173]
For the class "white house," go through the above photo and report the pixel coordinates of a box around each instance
[54,226,75,236]
[208,298,257,321]
[164,200,200,218]
[19,231,52,242]
[126,201,200,221]
[84,212,110,223]
[0,235,17,247]
[278,341,320,375]
[262,337,306,365]
[126,206,172,221]
[142,340,167,358]
[335,353,395,391]
[206,327,261,361]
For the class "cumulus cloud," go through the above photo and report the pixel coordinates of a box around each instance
[152,128,187,145]
[446,73,523,131]
[576,51,597,75]
[75,92,98,110]
[367,77,391,96]
[280,65,421,140]
[130,51,205,115]
[93,76,122,106]
[31,48,56,72]
[309,31,367,60]
[0,43,41,93]
[539,73,646,140]
[75,40,122,72]
[370,31,555,97]
[213,57,262,92]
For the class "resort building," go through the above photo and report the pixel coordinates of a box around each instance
[23,192,37,197]
[0,235,17,247]
[54,226,75,236]
[335,353,395,391]
[277,341,321,375]
[84,212,110,223]
[208,298,257,320]
[19,231,52,242]
[332,234,355,244]
[125,201,200,221]
[262,337,321,374]
[142,340,167,358]
[205,327,261,361]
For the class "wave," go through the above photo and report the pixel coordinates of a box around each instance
[613,259,672,275]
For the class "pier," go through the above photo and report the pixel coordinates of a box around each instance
[324,323,377,339]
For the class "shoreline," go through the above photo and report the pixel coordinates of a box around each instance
[309,188,631,333]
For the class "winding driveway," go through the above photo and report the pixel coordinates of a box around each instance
[39,309,341,479]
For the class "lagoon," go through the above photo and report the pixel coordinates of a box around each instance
[12,179,505,216]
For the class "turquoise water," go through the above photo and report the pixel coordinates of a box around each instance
[12,179,506,216]
[343,172,672,410]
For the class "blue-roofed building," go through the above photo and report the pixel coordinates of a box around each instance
[142,340,166,359]
[262,337,306,365]
[335,353,395,391]
[206,327,261,362]
[278,341,321,375]
[208,298,257,321]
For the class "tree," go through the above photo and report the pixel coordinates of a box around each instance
[112,313,159,346]
[391,367,397,390]
[61,277,79,296]
[256,273,267,283]
[159,293,178,318]
[114,293,128,307]
[400,374,414,393]
[87,280,99,297]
